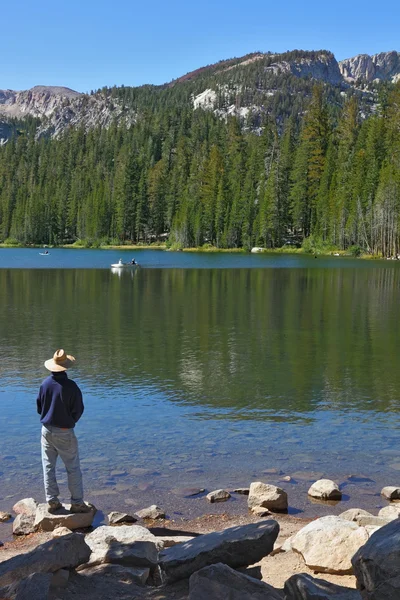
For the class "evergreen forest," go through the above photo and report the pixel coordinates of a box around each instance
[0,78,399,256]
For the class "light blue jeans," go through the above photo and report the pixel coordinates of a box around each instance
[41,425,84,504]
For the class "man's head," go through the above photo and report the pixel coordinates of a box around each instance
[44,349,75,372]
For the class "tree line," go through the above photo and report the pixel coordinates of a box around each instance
[0,82,399,255]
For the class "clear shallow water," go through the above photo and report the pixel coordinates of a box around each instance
[1,249,400,530]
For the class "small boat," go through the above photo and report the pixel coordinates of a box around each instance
[111,259,139,268]
[39,252,50,256]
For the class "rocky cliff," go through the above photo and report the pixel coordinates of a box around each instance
[339,51,400,83]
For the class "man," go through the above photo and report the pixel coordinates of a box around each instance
[36,349,90,513]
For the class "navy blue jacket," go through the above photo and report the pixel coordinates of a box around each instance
[37,372,84,428]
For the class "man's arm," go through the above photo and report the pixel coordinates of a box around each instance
[70,384,84,423]
[36,386,43,415]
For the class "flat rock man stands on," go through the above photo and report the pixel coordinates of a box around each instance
[36,349,90,513]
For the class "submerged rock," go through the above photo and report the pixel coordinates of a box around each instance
[248,482,288,511]
[189,562,283,599]
[159,519,279,584]
[308,479,342,500]
[206,489,231,503]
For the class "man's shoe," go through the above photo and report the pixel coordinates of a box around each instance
[70,502,92,513]
[48,500,62,513]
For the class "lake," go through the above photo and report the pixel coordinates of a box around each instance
[1,248,400,530]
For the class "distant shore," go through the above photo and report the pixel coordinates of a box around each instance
[0,242,385,259]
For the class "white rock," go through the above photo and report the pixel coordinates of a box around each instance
[308,479,342,500]
[135,505,165,519]
[290,515,369,574]
[34,502,96,532]
[12,498,38,516]
[248,482,288,511]
[340,508,373,522]
[251,506,272,517]
[378,504,400,520]
[52,526,73,537]
[206,490,231,503]
[355,515,391,528]
[13,513,36,535]
[82,525,161,569]
[108,511,137,524]
[381,486,400,500]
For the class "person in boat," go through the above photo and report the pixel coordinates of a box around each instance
[44,250,49,255]
[131,258,136,265]
[36,349,91,514]
[118,258,123,265]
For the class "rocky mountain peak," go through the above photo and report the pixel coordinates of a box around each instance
[339,51,400,83]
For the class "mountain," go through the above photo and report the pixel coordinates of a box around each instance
[0,49,399,142]
[339,51,400,83]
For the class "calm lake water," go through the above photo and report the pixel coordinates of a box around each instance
[1,248,400,531]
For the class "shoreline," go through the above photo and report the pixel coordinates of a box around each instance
[0,243,386,259]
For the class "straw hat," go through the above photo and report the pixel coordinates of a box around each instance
[44,349,76,372]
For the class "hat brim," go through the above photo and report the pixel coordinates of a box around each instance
[44,355,75,372]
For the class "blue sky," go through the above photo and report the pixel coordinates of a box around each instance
[3,0,400,92]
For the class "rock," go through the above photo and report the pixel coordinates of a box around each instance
[281,476,292,482]
[189,562,283,599]
[12,497,38,516]
[78,563,150,586]
[51,568,69,588]
[290,516,369,574]
[83,524,161,569]
[355,515,391,528]
[108,511,138,524]
[251,506,272,517]
[135,505,165,519]
[339,508,373,522]
[284,573,361,599]
[206,489,231,503]
[308,479,342,500]
[0,511,11,522]
[352,518,400,599]
[0,573,52,600]
[171,487,205,497]
[248,482,288,511]
[378,504,400,520]
[34,502,96,532]
[157,535,194,548]
[159,519,279,584]
[233,488,250,495]
[380,486,400,500]
[0,532,91,586]
[13,512,36,535]
[51,526,73,537]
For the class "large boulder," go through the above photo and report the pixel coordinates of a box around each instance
[34,502,96,532]
[308,479,342,501]
[12,498,38,516]
[248,482,288,511]
[159,519,279,584]
[0,573,52,600]
[189,563,283,599]
[284,573,361,599]
[82,524,161,569]
[290,516,369,574]
[352,518,400,599]
[0,533,91,586]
